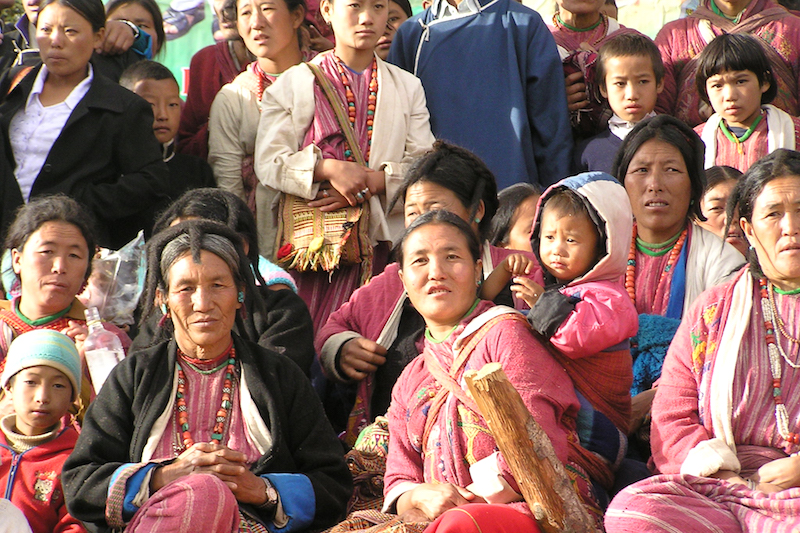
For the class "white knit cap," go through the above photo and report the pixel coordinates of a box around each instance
[1,330,81,401]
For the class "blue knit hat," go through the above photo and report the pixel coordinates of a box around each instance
[1,330,81,400]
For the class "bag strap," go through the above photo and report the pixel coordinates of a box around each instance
[307,61,368,167]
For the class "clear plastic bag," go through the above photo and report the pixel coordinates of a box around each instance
[79,231,146,326]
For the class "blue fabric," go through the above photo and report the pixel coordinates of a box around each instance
[630,314,681,396]
[574,390,626,468]
[573,128,623,175]
[130,31,153,60]
[263,473,315,533]
[388,0,573,190]
[664,239,688,320]
[256,255,298,293]
[110,462,159,521]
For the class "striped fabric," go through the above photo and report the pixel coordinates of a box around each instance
[631,244,679,317]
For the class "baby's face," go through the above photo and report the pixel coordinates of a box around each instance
[134,78,182,145]
[538,207,598,283]
[9,366,73,436]
[601,54,663,123]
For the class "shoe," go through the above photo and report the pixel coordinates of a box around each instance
[163,4,206,41]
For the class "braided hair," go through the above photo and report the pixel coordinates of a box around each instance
[139,219,266,343]
[388,140,499,240]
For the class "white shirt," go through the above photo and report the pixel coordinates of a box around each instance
[435,0,481,20]
[9,64,93,201]
[608,111,656,141]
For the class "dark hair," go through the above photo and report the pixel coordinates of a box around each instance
[695,33,777,106]
[105,0,165,55]
[727,149,800,276]
[391,0,412,17]
[613,114,706,221]
[596,32,665,87]
[393,210,482,267]
[140,219,263,338]
[39,0,106,31]
[234,0,307,22]
[705,165,743,193]
[389,141,499,240]
[488,183,540,246]
[4,195,97,282]
[152,188,261,268]
[119,60,177,91]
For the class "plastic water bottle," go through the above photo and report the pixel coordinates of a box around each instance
[83,307,125,393]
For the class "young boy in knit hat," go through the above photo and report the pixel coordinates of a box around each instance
[0,330,85,533]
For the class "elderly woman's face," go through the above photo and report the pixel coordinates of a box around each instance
[624,138,692,242]
[11,221,89,317]
[398,223,482,336]
[161,250,241,358]
[404,181,480,229]
[742,176,800,290]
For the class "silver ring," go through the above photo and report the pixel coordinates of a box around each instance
[322,189,329,198]
[355,192,365,202]
[361,187,370,196]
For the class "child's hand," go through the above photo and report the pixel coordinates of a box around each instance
[511,277,544,308]
[503,254,534,276]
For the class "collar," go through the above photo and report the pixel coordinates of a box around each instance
[162,138,176,162]
[434,0,481,19]
[14,14,32,45]
[25,63,94,112]
[1,414,61,453]
[609,111,656,140]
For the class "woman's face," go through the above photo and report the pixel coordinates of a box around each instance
[624,138,693,242]
[107,2,159,54]
[699,179,736,238]
[742,175,800,290]
[37,3,104,80]
[374,0,407,60]
[160,250,242,359]
[399,223,482,336]
[237,0,303,60]
[403,181,483,231]
[11,221,90,318]
[321,0,387,53]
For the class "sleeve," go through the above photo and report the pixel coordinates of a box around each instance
[208,84,247,200]
[177,50,213,159]
[527,289,579,340]
[128,29,152,59]
[547,284,639,359]
[72,97,170,222]
[650,304,714,474]
[257,288,316,377]
[526,23,574,185]
[254,68,321,200]
[654,25,678,117]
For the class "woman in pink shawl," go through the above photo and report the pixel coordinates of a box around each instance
[605,149,800,532]
[381,209,602,532]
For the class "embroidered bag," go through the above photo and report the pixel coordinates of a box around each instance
[275,62,372,281]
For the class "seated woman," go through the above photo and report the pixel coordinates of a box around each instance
[613,115,745,449]
[62,220,351,532]
[0,0,169,250]
[379,210,601,531]
[316,141,540,441]
[605,149,800,531]
[131,188,315,377]
[0,195,130,417]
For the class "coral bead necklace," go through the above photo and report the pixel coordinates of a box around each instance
[333,54,378,163]
[625,224,688,305]
[175,346,236,452]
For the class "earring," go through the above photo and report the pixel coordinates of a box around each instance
[238,291,245,303]
[474,217,481,224]
[160,303,168,315]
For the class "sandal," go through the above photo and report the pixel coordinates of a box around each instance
[163,4,206,41]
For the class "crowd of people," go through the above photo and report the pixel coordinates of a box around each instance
[0,0,798,530]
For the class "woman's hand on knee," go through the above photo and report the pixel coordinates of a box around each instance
[339,337,387,381]
[396,483,477,521]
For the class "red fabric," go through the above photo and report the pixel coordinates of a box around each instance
[0,426,85,533]
[126,474,239,533]
[424,503,541,533]
[177,42,246,159]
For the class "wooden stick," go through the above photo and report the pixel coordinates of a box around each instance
[464,362,594,533]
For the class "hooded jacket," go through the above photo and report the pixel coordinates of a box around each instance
[528,172,637,461]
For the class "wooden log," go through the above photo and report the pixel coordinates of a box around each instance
[464,362,595,533]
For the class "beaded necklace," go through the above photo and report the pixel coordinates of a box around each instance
[333,54,378,163]
[553,12,605,33]
[625,224,688,305]
[758,278,800,449]
[769,282,800,345]
[175,347,236,452]
[253,62,278,102]
[719,113,763,155]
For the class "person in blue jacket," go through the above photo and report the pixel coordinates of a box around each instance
[388,0,573,191]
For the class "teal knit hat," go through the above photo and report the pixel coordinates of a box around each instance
[1,330,81,400]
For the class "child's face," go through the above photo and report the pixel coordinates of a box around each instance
[699,179,736,238]
[504,195,538,252]
[705,70,770,129]
[538,207,599,283]
[8,366,73,436]
[322,0,387,53]
[601,55,663,123]
[133,78,182,145]
[375,0,408,60]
